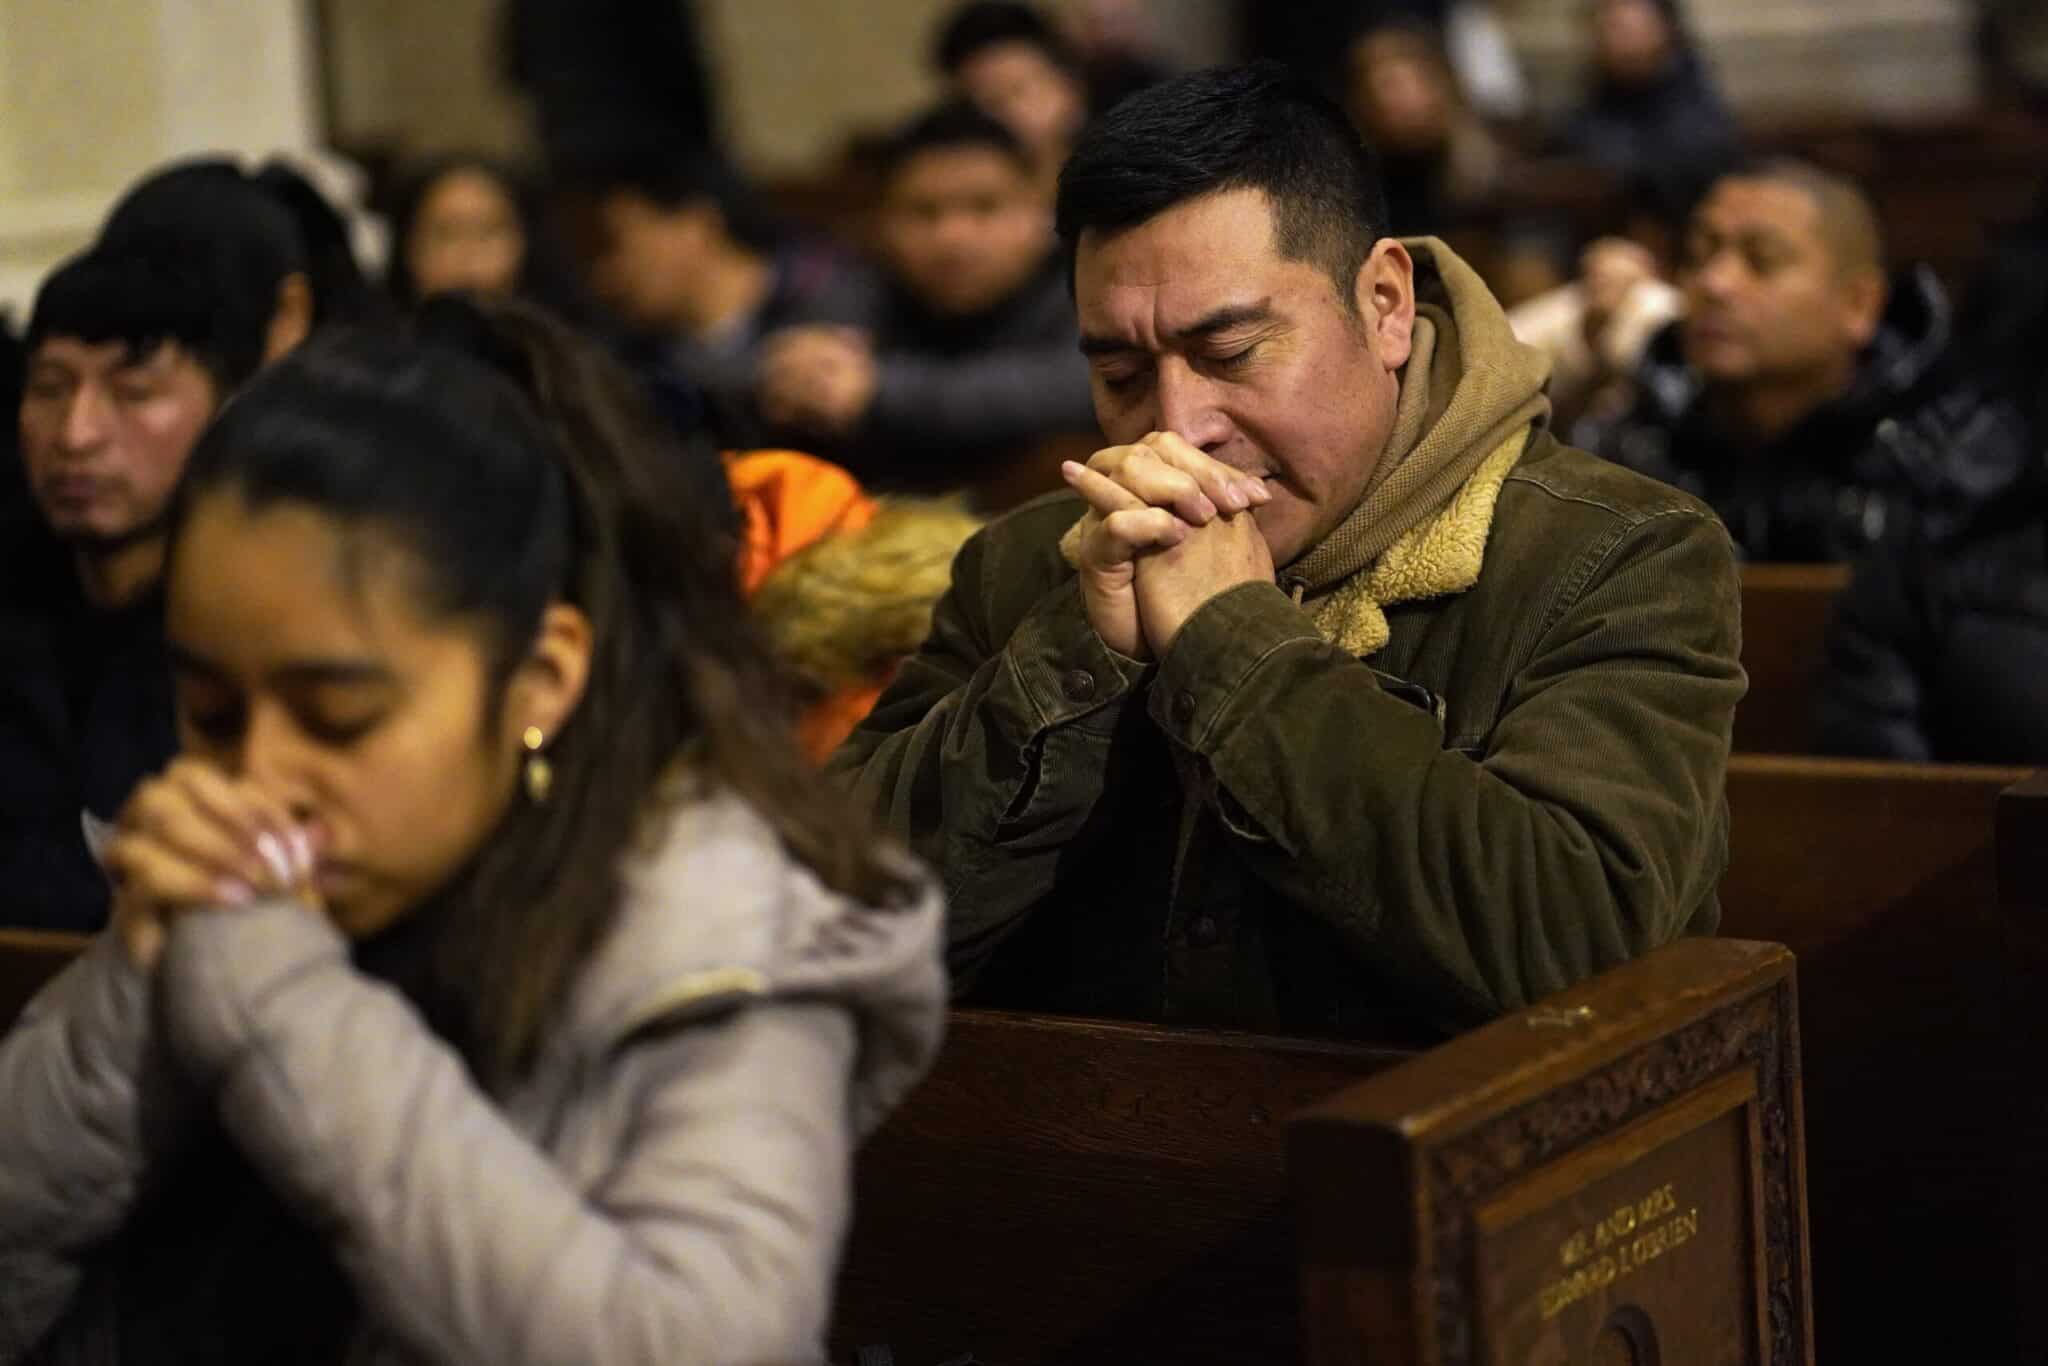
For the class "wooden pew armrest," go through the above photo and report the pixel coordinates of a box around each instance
[1289,938,1812,1366]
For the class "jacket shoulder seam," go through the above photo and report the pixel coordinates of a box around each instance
[1504,468,1717,529]
[1532,504,1728,641]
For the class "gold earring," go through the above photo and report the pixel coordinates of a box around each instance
[522,725,553,804]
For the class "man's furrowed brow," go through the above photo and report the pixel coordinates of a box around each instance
[1171,300,1276,344]
[1078,299,1279,357]
[1078,332,1138,358]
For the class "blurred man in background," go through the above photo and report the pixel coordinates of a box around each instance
[1597,159,2029,561]
[4,251,250,932]
[559,137,847,448]
[756,102,1095,496]
[1,162,357,933]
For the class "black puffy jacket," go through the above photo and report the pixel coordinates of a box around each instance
[1591,266,2036,562]
[1817,479,2048,765]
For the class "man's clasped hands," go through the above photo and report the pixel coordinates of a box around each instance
[1061,431,1277,661]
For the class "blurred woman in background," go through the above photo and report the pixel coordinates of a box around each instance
[1344,17,1503,239]
[386,157,533,305]
[384,156,594,323]
[1563,0,1737,186]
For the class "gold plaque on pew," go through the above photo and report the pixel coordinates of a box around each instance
[1475,1069,1762,1362]
[1289,938,1811,1366]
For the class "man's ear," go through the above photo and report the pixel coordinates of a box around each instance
[1839,266,1886,351]
[263,272,315,363]
[1354,239,1417,372]
[506,602,593,750]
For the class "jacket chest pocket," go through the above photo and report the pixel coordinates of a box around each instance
[1365,663,1491,757]
[1368,667,1446,723]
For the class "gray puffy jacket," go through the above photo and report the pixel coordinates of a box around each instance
[0,790,946,1364]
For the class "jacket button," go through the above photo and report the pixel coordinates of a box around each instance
[1062,668,1097,702]
[1172,690,1197,726]
[1187,915,1221,948]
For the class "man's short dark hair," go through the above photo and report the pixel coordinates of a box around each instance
[933,1,1077,76]
[1056,62,1390,307]
[552,129,775,249]
[554,129,730,212]
[102,158,383,330]
[26,245,258,392]
[880,101,1035,183]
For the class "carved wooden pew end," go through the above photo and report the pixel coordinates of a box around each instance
[1290,938,1812,1366]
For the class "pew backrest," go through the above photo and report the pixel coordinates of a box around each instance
[1735,563,1850,755]
[830,1011,1410,1365]
[1719,755,2031,1361]
[1721,754,2030,954]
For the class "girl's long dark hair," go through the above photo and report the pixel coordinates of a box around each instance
[173,294,919,1089]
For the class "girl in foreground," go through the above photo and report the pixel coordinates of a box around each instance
[0,295,945,1364]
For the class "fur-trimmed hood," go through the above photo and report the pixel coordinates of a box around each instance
[753,498,984,691]
[1287,237,1551,655]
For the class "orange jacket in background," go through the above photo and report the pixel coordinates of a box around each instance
[724,450,886,761]
[728,449,878,597]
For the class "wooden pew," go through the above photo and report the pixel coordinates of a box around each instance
[831,939,1810,1365]
[1734,563,1850,755]
[1721,755,2031,1362]
[1997,771,2048,1363]
[0,928,87,1032]
[830,1010,1406,1364]
[1293,937,1807,1366]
